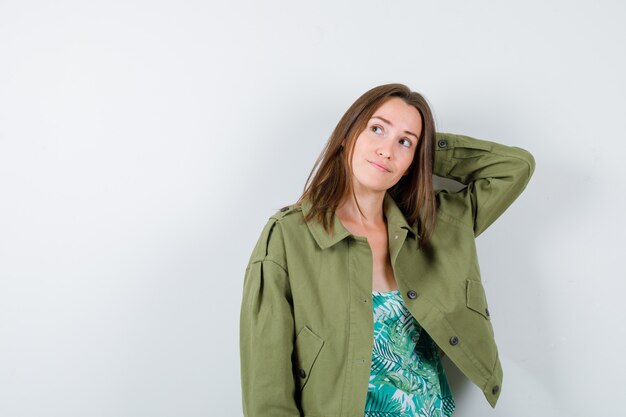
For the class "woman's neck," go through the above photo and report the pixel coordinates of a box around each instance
[335,189,387,230]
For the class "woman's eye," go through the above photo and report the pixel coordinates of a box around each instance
[370,125,410,147]
[371,125,383,134]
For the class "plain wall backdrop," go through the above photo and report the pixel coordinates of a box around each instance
[1,0,625,416]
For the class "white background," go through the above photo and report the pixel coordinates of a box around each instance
[1,1,625,416]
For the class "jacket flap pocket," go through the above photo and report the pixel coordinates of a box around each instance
[294,325,324,391]
[466,279,490,320]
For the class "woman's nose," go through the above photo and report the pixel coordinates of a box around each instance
[377,141,392,158]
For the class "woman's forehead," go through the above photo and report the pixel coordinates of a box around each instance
[371,98,422,131]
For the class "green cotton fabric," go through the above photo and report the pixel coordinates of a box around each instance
[365,289,455,417]
[240,132,536,417]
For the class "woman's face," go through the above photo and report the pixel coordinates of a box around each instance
[347,97,422,193]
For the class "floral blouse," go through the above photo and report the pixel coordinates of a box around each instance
[364,289,456,417]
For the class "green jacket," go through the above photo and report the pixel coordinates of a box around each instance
[239,132,536,416]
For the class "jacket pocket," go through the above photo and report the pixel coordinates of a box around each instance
[293,325,325,392]
[466,279,491,320]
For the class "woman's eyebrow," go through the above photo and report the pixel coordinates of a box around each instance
[371,116,418,139]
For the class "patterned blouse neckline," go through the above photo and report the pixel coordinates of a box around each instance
[372,288,401,295]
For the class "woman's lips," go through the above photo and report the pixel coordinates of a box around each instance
[368,160,390,172]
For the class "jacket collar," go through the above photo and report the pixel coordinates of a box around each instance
[301,191,418,250]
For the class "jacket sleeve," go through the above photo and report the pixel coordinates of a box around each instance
[433,132,536,238]
[239,217,300,417]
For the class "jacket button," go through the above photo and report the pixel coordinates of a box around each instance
[407,290,418,299]
[298,369,306,379]
[492,385,499,395]
[438,139,448,149]
[485,307,490,317]
[280,206,289,212]
[449,336,459,345]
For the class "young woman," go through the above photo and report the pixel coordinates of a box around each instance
[239,83,535,417]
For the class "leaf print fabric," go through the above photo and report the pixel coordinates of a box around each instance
[365,289,456,417]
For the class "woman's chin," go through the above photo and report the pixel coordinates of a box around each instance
[353,179,393,193]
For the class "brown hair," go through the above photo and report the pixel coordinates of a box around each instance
[294,83,437,248]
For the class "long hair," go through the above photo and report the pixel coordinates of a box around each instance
[294,83,437,249]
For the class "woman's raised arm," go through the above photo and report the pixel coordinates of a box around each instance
[433,132,536,237]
